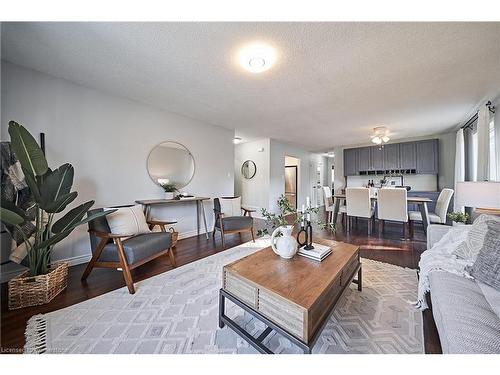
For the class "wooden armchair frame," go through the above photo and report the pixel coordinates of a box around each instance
[81,220,176,294]
[213,206,255,249]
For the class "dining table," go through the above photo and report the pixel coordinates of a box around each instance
[331,193,434,232]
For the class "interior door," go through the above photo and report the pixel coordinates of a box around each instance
[284,166,297,209]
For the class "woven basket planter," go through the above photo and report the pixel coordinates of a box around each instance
[8,262,68,310]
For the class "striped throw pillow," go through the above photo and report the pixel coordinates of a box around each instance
[453,214,500,262]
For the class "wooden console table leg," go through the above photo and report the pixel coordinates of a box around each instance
[196,201,200,236]
[201,200,209,239]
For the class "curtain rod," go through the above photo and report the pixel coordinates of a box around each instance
[461,101,496,130]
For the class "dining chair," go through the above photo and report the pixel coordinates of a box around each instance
[377,187,409,239]
[346,187,375,234]
[322,186,346,225]
[408,188,454,233]
[213,197,255,249]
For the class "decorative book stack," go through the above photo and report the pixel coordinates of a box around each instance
[298,242,332,262]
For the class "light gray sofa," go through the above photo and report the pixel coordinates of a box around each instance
[426,225,500,354]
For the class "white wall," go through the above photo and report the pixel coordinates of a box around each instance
[269,139,326,211]
[235,138,326,214]
[331,132,456,193]
[1,62,234,264]
[234,139,270,217]
[495,96,500,180]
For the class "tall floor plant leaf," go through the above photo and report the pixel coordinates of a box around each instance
[1,121,115,276]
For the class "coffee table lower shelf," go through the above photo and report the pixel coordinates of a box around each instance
[218,265,362,354]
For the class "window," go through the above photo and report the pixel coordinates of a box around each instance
[470,117,496,181]
[471,130,478,181]
[489,118,497,180]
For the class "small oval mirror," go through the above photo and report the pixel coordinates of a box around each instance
[241,160,257,179]
[147,141,195,189]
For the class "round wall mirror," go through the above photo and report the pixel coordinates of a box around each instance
[147,141,195,188]
[241,160,257,179]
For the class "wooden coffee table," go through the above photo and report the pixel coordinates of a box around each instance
[219,239,361,354]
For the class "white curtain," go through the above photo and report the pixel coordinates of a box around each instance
[454,128,465,211]
[476,105,491,181]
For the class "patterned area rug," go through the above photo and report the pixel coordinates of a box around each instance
[25,238,423,354]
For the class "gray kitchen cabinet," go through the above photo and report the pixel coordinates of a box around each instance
[383,143,400,170]
[370,146,384,170]
[358,147,371,171]
[400,142,416,169]
[343,148,358,176]
[416,139,439,174]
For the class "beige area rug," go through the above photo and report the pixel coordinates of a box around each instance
[25,237,423,354]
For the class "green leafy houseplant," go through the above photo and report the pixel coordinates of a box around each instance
[0,121,114,276]
[159,182,178,193]
[447,211,470,224]
[257,194,335,236]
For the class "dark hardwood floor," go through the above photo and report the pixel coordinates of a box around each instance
[0,215,441,353]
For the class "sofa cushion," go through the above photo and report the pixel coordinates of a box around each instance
[429,271,500,354]
[453,214,500,262]
[98,232,172,264]
[220,216,253,231]
[471,220,500,291]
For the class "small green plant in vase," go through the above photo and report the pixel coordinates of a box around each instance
[257,194,335,259]
[159,182,178,199]
[447,211,470,225]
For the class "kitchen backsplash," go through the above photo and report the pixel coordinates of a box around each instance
[346,174,438,191]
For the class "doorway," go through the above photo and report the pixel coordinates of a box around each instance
[285,156,299,210]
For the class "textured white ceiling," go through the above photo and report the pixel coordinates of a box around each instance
[2,22,500,151]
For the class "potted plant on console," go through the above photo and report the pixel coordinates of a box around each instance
[0,121,114,310]
[159,181,177,200]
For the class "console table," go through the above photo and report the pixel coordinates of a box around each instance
[135,197,210,239]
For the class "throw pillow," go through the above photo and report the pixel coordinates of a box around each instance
[431,226,471,254]
[471,220,500,291]
[219,197,242,217]
[453,214,500,262]
[104,205,150,236]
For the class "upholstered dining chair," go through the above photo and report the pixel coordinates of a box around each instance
[81,207,175,294]
[346,187,375,235]
[213,197,255,249]
[408,188,454,233]
[322,186,346,226]
[377,187,410,239]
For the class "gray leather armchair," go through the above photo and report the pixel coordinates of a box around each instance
[213,197,255,249]
[81,208,175,294]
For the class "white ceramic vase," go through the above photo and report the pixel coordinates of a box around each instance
[270,225,298,259]
[165,192,175,200]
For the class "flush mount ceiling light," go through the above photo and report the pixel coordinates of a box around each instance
[371,127,390,145]
[233,137,243,144]
[239,42,276,73]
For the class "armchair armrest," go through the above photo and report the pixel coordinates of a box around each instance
[147,219,176,226]
[90,230,133,239]
[242,207,255,217]
[147,219,177,232]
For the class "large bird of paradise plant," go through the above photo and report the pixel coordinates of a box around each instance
[0,121,114,276]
